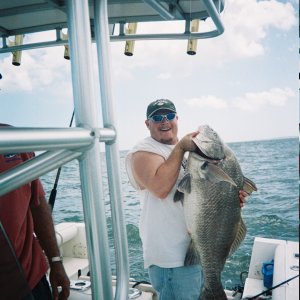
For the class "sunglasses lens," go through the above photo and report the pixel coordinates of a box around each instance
[152,115,164,122]
[166,113,176,121]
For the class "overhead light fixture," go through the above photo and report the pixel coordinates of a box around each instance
[187,19,200,55]
[9,35,24,66]
[61,31,70,60]
[124,23,138,56]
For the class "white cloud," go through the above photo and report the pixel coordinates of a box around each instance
[233,87,295,111]
[205,0,297,61]
[184,87,295,112]
[184,95,229,109]
[157,72,171,80]
[0,45,71,94]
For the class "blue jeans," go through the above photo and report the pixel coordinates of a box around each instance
[148,264,203,300]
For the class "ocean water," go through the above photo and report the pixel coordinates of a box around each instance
[41,137,299,289]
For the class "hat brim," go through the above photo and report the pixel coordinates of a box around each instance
[148,108,177,119]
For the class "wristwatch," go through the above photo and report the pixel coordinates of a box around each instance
[51,256,63,263]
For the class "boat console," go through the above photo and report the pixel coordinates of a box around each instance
[242,237,299,300]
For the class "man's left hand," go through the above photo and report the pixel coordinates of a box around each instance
[239,190,248,208]
[49,263,70,300]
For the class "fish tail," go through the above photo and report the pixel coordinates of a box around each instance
[201,286,227,300]
[184,239,200,265]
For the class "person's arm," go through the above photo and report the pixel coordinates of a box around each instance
[30,197,70,300]
[131,132,198,199]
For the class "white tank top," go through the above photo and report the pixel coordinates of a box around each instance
[126,136,190,268]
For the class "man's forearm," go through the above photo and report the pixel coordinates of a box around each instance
[31,197,61,261]
[154,143,185,198]
[31,197,71,299]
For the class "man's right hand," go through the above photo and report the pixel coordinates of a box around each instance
[178,131,199,152]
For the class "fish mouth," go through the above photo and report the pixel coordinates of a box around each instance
[192,136,225,160]
[194,146,224,161]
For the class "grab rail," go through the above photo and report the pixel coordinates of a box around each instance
[0,150,82,196]
[0,127,93,153]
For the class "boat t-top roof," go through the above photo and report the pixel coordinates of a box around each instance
[0,0,225,53]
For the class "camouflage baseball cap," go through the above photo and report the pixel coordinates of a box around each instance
[146,99,177,119]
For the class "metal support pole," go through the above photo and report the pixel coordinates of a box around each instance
[94,1,129,299]
[66,0,113,299]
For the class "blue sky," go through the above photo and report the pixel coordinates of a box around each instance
[0,0,298,150]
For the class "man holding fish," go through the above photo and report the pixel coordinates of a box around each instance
[126,99,253,300]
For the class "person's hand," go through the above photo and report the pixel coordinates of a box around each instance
[178,131,199,152]
[49,263,70,300]
[239,190,248,208]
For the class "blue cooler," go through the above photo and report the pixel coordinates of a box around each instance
[262,260,274,288]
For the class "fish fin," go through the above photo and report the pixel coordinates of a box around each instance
[184,240,201,266]
[173,190,184,203]
[229,218,247,256]
[178,173,192,194]
[200,162,237,187]
[174,173,192,203]
[243,176,258,195]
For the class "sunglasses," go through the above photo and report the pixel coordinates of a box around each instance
[149,112,176,123]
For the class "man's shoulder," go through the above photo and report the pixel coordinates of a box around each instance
[129,137,173,162]
[132,137,165,153]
